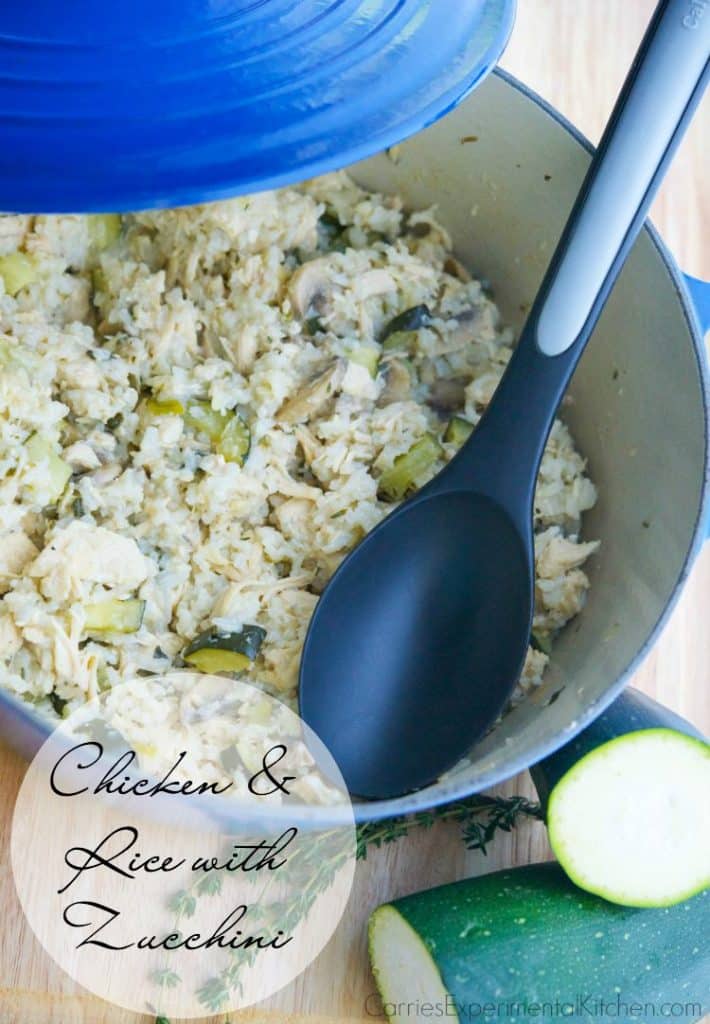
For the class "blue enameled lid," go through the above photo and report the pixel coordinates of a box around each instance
[0,0,515,212]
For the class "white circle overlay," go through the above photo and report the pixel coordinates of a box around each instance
[12,672,356,1018]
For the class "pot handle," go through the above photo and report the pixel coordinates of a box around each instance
[683,272,710,338]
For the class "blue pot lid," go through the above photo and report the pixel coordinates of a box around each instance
[0,0,515,213]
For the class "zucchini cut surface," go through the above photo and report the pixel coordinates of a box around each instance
[369,905,453,1022]
[547,727,710,907]
[84,598,146,634]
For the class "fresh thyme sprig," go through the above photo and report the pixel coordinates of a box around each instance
[152,792,543,1022]
[356,794,543,858]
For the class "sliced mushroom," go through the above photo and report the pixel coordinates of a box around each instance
[378,358,413,405]
[276,359,346,424]
[443,255,472,282]
[427,376,468,414]
[288,258,331,318]
[294,424,323,465]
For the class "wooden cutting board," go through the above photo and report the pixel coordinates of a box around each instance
[1,3,708,1021]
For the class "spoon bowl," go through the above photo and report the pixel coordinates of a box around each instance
[300,490,532,798]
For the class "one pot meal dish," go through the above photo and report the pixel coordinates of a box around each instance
[0,172,598,728]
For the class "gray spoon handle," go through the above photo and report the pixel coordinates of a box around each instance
[434,0,709,533]
[537,0,710,357]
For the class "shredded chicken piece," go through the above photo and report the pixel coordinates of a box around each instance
[0,215,32,256]
[535,527,600,579]
[28,522,152,601]
[535,569,590,630]
[0,614,22,658]
[355,268,395,300]
[294,425,323,465]
[272,498,313,541]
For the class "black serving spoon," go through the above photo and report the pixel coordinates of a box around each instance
[299,0,710,799]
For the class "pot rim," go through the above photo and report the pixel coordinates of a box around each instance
[0,68,707,827]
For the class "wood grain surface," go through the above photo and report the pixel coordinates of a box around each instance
[1,3,708,1022]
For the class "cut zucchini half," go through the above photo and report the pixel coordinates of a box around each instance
[546,728,710,908]
[84,598,146,634]
[532,687,710,908]
[369,862,710,1024]
[377,434,442,502]
[183,625,266,674]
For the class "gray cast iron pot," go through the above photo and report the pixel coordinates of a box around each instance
[0,70,708,824]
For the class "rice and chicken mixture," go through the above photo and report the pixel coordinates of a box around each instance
[0,171,599,728]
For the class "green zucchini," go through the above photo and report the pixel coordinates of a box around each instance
[183,400,230,441]
[215,413,251,465]
[91,266,108,296]
[443,415,473,445]
[183,624,266,674]
[48,691,69,718]
[0,252,40,296]
[25,434,72,503]
[380,304,432,342]
[346,343,380,378]
[531,687,709,908]
[183,402,251,465]
[369,862,709,1024]
[377,434,442,502]
[382,330,420,354]
[84,598,146,634]
[87,214,121,251]
[530,629,553,656]
[145,396,185,416]
[305,316,324,336]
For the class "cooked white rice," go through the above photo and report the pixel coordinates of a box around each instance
[0,171,598,723]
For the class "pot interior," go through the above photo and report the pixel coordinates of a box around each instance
[346,69,707,819]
